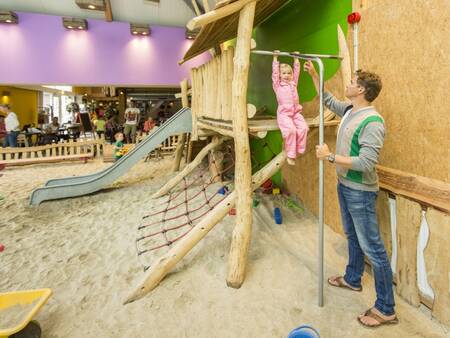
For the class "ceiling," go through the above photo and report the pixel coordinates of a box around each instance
[0,0,212,27]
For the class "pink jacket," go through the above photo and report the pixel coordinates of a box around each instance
[272,60,303,115]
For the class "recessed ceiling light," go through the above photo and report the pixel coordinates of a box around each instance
[88,4,96,9]
[78,26,83,29]
[0,11,19,24]
[68,25,73,29]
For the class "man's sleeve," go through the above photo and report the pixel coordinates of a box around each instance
[350,122,385,173]
[323,92,352,117]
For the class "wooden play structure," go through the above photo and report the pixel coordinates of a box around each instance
[125,0,345,305]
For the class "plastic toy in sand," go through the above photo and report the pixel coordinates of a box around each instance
[287,325,320,338]
[274,207,282,224]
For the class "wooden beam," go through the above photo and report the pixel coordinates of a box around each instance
[197,120,234,137]
[187,0,259,31]
[124,151,286,304]
[104,0,113,22]
[172,79,189,173]
[377,165,450,213]
[226,1,256,289]
[152,137,226,198]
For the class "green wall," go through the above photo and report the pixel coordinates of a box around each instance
[248,0,352,185]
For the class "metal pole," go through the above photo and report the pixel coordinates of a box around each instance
[251,48,327,307]
[315,57,325,307]
[251,50,342,60]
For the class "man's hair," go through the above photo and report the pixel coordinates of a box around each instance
[356,70,382,102]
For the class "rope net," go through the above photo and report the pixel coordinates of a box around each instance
[135,139,280,271]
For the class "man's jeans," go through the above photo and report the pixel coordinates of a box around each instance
[337,182,395,315]
[3,131,19,148]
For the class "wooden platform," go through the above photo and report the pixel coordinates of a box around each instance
[197,116,340,138]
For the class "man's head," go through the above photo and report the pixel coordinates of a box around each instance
[129,101,136,108]
[52,117,59,125]
[345,71,382,103]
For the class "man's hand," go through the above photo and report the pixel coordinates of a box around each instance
[316,144,331,160]
[303,60,316,76]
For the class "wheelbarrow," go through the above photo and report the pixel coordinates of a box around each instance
[0,289,52,338]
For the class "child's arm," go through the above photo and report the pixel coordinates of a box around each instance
[293,51,300,85]
[272,50,280,90]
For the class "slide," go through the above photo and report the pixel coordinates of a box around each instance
[29,107,192,206]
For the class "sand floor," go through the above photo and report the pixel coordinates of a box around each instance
[0,159,448,338]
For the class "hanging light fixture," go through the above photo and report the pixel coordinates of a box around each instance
[185,28,199,40]
[0,11,18,24]
[75,0,105,11]
[130,23,151,36]
[62,17,88,30]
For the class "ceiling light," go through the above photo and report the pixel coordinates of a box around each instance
[130,24,151,36]
[75,0,105,11]
[0,11,18,24]
[62,17,88,31]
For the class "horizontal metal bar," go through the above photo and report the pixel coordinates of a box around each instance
[251,50,343,60]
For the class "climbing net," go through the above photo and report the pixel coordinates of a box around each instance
[136,143,235,271]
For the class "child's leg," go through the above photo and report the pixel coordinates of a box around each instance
[277,113,297,159]
[292,113,309,154]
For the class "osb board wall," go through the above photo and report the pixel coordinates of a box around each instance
[351,0,450,182]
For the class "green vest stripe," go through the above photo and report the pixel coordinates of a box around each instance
[346,115,384,183]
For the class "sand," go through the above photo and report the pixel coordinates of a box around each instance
[0,159,448,338]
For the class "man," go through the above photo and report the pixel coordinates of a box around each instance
[304,60,397,328]
[123,101,140,143]
[0,105,20,148]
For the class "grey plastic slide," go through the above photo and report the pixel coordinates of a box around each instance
[30,107,192,205]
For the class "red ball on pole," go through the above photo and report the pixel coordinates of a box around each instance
[347,12,361,24]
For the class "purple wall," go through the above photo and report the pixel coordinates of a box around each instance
[0,12,209,86]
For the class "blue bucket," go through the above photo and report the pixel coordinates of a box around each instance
[274,207,282,224]
[287,325,320,338]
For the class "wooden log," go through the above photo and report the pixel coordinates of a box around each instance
[226,1,256,289]
[209,137,224,183]
[190,68,199,141]
[377,165,450,214]
[152,137,226,198]
[187,0,260,31]
[225,47,234,120]
[424,208,450,326]
[124,151,286,304]
[337,24,351,95]
[197,121,234,138]
[250,38,256,50]
[172,79,189,173]
[396,196,421,307]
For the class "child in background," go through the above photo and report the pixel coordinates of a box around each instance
[272,50,309,165]
[143,116,156,134]
[114,132,124,160]
[94,115,106,138]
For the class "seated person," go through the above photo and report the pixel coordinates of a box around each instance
[45,117,60,134]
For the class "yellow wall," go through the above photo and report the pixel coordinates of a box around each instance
[0,86,38,127]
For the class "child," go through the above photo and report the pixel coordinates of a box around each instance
[143,116,156,134]
[94,115,106,138]
[114,132,124,160]
[272,50,309,165]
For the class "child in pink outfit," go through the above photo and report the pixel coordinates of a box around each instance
[272,51,309,165]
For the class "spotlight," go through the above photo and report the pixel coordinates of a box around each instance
[130,24,151,36]
[63,17,88,30]
[185,28,199,40]
[0,11,18,24]
[75,0,105,11]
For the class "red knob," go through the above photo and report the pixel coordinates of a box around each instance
[347,12,361,24]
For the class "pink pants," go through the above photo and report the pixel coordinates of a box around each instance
[277,112,309,158]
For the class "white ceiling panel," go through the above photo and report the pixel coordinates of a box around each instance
[0,0,198,27]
